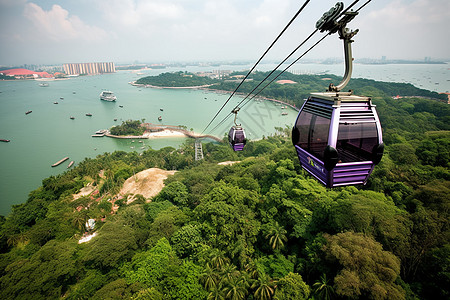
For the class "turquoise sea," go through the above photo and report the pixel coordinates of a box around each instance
[0,68,297,215]
[1,62,449,215]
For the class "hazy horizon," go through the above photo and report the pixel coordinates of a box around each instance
[1,0,449,66]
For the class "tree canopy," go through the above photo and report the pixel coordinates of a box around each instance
[0,75,448,299]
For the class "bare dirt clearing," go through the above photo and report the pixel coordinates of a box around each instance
[119,168,176,201]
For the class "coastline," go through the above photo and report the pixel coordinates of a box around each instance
[129,81,215,89]
[106,129,186,139]
[106,126,223,143]
[130,81,299,111]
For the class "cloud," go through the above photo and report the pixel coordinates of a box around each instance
[354,0,450,59]
[23,3,107,41]
[96,0,183,30]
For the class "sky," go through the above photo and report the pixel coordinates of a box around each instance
[0,0,449,66]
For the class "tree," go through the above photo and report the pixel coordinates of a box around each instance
[82,220,137,271]
[264,221,288,251]
[252,272,276,300]
[133,287,163,300]
[0,240,79,299]
[222,274,248,300]
[207,284,225,300]
[154,181,190,207]
[273,272,310,300]
[322,232,405,299]
[200,264,220,291]
[72,210,89,232]
[313,274,334,300]
[121,237,176,288]
[162,260,207,300]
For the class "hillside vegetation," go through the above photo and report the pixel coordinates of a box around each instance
[136,71,216,87]
[0,77,449,300]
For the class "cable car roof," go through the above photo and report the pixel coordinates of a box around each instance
[310,92,373,106]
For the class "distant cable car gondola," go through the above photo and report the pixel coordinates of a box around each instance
[228,108,247,151]
[292,3,384,188]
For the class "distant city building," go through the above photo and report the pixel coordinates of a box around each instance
[63,62,115,75]
[0,68,52,79]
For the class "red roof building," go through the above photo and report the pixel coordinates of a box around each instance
[0,68,52,79]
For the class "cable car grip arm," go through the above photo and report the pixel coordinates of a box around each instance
[316,3,359,92]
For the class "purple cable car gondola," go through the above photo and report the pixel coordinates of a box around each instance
[292,3,384,188]
[228,108,247,151]
[228,126,247,151]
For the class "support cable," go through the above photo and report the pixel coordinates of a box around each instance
[207,0,373,135]
[208,34,329,135]
[201,0,311,134]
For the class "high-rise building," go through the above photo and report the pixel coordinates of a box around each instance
[63,62,115,75]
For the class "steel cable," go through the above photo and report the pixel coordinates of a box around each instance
[201,0,311,134]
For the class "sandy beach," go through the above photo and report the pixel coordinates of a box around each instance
[143,129,186,138]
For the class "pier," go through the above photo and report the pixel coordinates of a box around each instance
[52,157,69,167]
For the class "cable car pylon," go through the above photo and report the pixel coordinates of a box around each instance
[194,139,204,161]
[292,2,384,188]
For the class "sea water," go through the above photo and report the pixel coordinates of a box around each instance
[1,63,449,215]
[0,69,296,214]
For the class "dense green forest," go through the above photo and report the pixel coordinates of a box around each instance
[0,76,449,299]
[208,71,447,108]
[135,71,447,108]
[110,120,145,136]
[136,71,216,87]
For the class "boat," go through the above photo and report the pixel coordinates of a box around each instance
[67,161,74,168]
[114,118,117,121]
[39,83,49,87]
[92,129,107,137]
[25,110,32,115]
[86,113,92,116]
[0,139,10,142]
[160,108,164,111]
[60,97,64,100]
[52,157,69,167]
[95,129,107,135]
[70,116,75,120]
[100,91,117,102]
[281,112,288,116]
[53,102,58,104]
[158,116,162,121]
[119,105,123,108]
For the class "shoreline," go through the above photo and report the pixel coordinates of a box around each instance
[106,127,223,143]
[129,81,215,89]
[106,129,186,139]
[130,81,299,111]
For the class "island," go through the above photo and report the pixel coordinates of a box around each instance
[131,71,217,88]
[106,120,222,142]
[132,71,448,108]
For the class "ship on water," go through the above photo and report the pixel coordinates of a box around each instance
[100,91,117,102]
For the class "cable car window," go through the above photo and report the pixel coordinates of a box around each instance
[295,111,330,160]
[336,122,378,162]
[234,130,245,143]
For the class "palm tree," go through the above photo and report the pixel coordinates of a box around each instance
[7,232,29,248]
[207,283,225,300]
[209,248,230,270]
[265,221,288,251]
[313,273,335,300]
[201,264,220,291]
[252,272,276,300]
[244,261,259,280]
[72,210,89,232]
[222,275,248,300]
[221,263,240,283]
